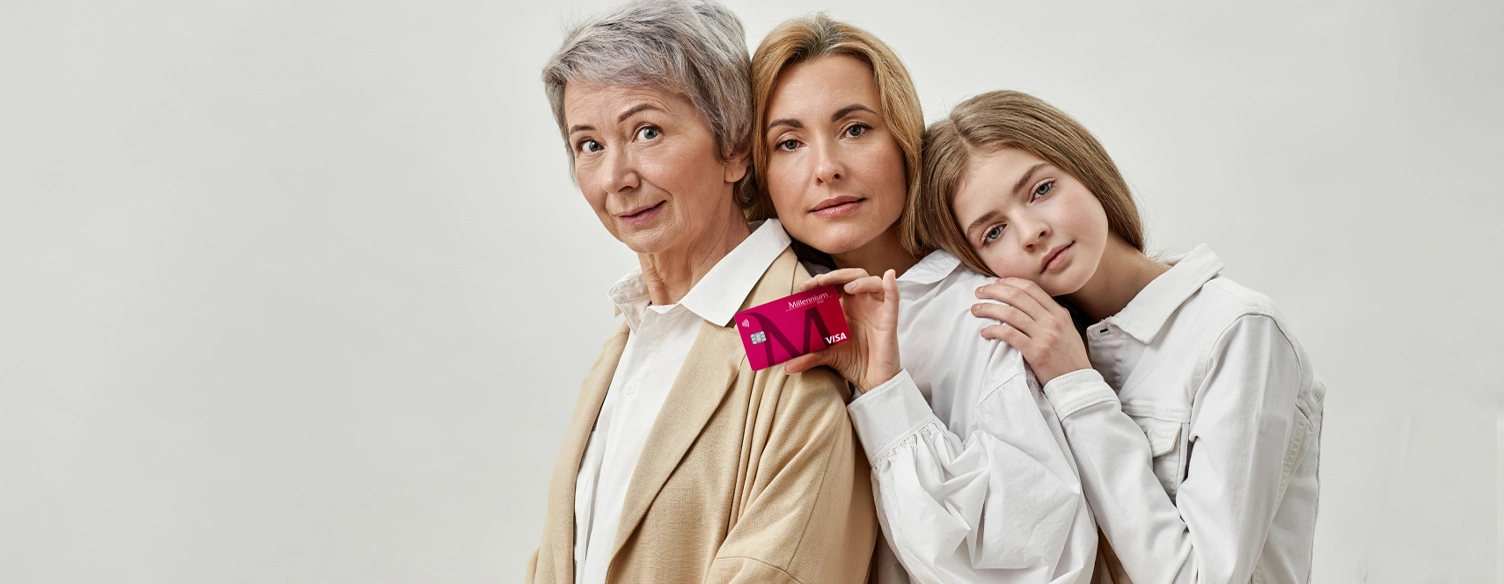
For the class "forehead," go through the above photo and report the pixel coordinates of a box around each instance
[953,147,1047,216]
[562,82,691,128]
[767,55,880,117]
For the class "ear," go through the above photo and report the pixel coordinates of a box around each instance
[723,151,749,184]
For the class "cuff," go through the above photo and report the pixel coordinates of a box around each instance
[1041,368,1120,420]
[847,369,938,463]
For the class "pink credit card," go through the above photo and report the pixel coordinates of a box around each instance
[733,285,851,371]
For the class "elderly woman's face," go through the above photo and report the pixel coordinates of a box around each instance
[564,83,747,256]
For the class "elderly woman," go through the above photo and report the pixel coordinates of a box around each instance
[526,1,877,583]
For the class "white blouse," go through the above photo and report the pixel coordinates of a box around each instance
[1043,244,1325,583]
[848,250,1098,584]
[571,220,793,584]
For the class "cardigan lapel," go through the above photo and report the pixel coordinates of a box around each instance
[608,248,802,562]
[608,319,742,560]
[545,324,630,583]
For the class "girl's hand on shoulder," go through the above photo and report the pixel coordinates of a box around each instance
[784,268,902,394]
[972,277,1091,385]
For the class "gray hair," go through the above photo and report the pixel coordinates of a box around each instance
[541,0,753,177]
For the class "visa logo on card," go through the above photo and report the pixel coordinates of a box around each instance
[733,285,851,371]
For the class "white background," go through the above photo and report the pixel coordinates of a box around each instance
[2,0,1500,582]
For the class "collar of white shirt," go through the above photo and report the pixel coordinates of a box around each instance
[897,249,964,285]
[1100,243,1224,344]
[606,219,793,332]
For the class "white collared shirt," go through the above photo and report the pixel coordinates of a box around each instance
[848,250,1098,584]
[1043,244,1325,583]
[571,220,792,584]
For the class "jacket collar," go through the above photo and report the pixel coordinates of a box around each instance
[1100,243,1223,344]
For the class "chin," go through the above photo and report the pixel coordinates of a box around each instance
[1042,276,1088,297]
[804,228,877,257]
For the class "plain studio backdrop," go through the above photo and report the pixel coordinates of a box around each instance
[2,0,1501,582]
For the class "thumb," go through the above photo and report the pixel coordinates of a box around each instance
[782,352,824,375]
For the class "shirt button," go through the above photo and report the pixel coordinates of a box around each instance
[625,382,639,395]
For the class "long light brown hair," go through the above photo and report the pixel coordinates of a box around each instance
[917,90,1145,275]
[748,14,930,255]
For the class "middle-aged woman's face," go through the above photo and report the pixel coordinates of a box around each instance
[763,55,907,257]
[564,82,747,256]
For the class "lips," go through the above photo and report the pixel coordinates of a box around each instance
[1041,242,1072,273]
[616,201,664,225]
[811,196,863,218]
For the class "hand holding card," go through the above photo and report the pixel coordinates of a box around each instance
[734,285,852,371]
[738,269,903,394]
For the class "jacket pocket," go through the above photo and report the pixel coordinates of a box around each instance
[1121,405,1190,501]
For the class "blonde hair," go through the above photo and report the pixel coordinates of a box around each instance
[749,14,929,255]
[918,90,1145,276]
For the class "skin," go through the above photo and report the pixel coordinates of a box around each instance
[563,82,751,305]
[763,55,917,278]
[952,147,1169,383]
[760,55,918,391]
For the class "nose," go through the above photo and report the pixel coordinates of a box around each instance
[1016,212,1051,251]
[601,146,640,194]
[812,139,844,185]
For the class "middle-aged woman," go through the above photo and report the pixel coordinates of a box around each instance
[749,14,1104,584]
[527,1,877,583]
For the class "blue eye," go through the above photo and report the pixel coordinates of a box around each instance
[777,139,800,152]
[637,127,660,140]
[1032,180,1054,200]
[982,224,1005,245]
[579,139,603,154]
[845,124,868,138]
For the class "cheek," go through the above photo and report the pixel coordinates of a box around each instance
[982,245,1030,279]
[765,157,806,214]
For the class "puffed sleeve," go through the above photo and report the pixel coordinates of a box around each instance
[1042,314,1308,583]
[707,366,878,584]
[848,368,1093,584]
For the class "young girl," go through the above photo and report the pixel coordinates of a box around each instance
[750,15,1102,584]
[917,90,1326,583]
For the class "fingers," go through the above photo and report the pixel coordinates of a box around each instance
[972,301,1037,334]
[980,322,1028,348]
[1000,277,1067,316]
[842,275,886,296]
[799,268,873,292]
[975,280,1049,321]
[881,269,900,321]
[782,352,823,375]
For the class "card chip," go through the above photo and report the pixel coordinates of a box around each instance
[750,331,767,345]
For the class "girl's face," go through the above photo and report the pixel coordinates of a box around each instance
[763,55,907,256]
[951,147,1110,296]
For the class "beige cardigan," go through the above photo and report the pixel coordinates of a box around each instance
[527,248,877,584]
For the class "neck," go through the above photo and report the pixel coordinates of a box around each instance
[830,224,921,277]
[1062,236,1169,323]
[638,204,751,306]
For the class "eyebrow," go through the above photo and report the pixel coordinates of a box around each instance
[566,103,666,136]
[766,118,802,132]
[1013,162,1049,198]
[965,210,999,241]
[766,103,879,133]
[618,103,662,122]
[831,103,877,121]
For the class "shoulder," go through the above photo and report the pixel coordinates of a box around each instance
[896,256,1029,390]
[1180,277,1311,374]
